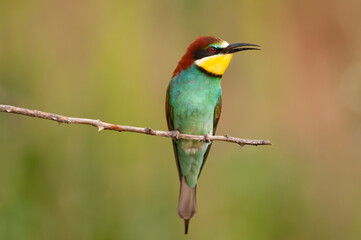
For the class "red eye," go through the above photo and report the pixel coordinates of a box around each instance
[208,47,216,53]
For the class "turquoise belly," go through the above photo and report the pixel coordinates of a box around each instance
[168,64,221,187]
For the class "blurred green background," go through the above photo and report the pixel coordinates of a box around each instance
[1,0,361,239]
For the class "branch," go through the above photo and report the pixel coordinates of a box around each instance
[0,104,271,147]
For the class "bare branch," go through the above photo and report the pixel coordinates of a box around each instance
[0,104,272,147]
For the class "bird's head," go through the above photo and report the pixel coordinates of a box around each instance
[172,36,259,77]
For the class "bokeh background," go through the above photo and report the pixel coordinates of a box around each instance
[1,0,361,239]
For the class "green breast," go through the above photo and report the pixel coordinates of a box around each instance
[168,64,221,187]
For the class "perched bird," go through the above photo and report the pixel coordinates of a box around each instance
[166,36,259,234]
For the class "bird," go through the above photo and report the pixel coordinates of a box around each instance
[165,36,259,234]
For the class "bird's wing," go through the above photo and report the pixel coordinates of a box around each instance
[166,86,182,180]
[199,94,222,176]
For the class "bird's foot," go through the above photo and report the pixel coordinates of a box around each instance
[203,133,211,143]
[171,130,180,141]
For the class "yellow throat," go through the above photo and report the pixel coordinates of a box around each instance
[195,54,233,76]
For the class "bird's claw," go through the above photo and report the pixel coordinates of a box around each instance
[171,130,180,141]
[204,133,211,143]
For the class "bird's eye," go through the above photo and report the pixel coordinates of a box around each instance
[208,47,216,53]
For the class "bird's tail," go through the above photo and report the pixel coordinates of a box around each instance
[178,176,198,234]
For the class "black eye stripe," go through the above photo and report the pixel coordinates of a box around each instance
[194,47,221,60]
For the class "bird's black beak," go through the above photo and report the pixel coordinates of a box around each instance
[222,43,260,54]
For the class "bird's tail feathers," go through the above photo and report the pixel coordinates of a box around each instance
[178,176,197,234]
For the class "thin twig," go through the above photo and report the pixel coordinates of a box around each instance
[0,104,272,147]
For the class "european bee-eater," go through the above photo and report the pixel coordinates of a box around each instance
[166,36,259,234]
